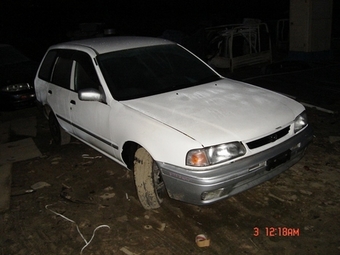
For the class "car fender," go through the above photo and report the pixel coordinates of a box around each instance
[111,102,202,168]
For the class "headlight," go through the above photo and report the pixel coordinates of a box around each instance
[1,83,31,92]
[186,142,246,167]
[294,111,308,133]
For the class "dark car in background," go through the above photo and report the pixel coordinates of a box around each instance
[0,44,38,110]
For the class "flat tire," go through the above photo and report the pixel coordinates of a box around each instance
[134,147,164,210]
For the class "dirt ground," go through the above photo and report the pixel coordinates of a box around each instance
[0,101,340,254]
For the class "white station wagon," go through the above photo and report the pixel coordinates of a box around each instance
[35,36,313,209]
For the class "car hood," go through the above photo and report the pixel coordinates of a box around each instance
[121,79,305,146]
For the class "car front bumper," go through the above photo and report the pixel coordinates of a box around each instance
[157,125,313,205]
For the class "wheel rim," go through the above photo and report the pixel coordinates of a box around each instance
[152,161,164,202]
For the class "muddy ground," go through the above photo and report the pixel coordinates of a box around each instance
[0,100,340,254]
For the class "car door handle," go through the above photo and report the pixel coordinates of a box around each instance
[70,100,76,105]
[48,90,52,94]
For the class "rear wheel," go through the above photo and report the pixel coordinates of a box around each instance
[48,111,71,145]
[134,147,165,210]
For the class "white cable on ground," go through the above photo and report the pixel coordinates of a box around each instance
[45,204,110,254]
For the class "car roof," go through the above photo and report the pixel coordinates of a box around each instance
[50,36,175,55]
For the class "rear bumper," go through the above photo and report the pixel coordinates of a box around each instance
[157,125,313,205]
[0,90,36,110]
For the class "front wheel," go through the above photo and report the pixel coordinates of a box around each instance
[134,147,165,210]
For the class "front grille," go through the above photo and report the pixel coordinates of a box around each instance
[247,126,290,149]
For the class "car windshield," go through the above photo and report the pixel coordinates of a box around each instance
[97,44,220,100]
[0,45,30,67]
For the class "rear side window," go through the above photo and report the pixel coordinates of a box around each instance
[38,49,98,91]
[38,50,58,81]
[51,57,73,89]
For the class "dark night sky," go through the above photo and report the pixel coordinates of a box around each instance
[1,0,338,60]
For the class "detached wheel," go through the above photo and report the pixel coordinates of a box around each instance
[48,111,71,145]
[134,147,165,210]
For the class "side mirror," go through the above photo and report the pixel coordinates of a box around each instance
[78,88,104,102]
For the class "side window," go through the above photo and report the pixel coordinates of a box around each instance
[74,52,100,92]
[38,50,58,81]
[51,57,73,89]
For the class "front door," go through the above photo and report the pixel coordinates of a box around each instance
[69,52,115,155]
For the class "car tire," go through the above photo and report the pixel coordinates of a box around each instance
[48,111,71,145]
[134,147,164,210]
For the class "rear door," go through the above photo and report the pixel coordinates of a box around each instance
[46,50,74,134]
